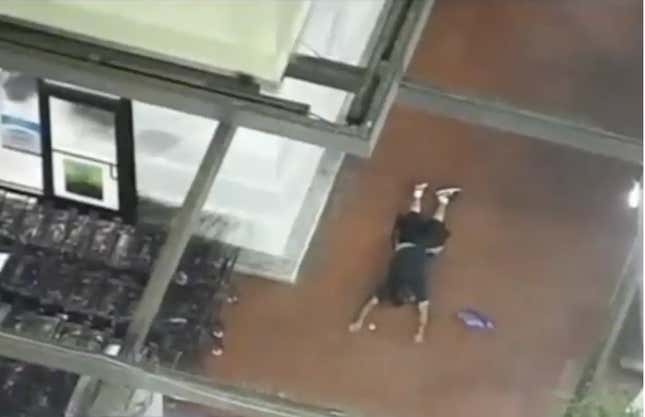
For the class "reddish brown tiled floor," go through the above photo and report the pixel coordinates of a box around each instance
[204,107,638,417]
[408,0,643,137]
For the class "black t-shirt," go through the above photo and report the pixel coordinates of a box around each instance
[378,212,451,305]
[396,212,450,249]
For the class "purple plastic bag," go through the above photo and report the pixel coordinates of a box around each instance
[457,308,495,330]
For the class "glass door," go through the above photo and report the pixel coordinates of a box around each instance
[38,81,137,223]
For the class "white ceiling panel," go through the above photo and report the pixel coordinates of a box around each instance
[0,0,311,84]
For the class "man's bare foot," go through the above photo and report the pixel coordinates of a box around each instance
[349,322,363,333]
[414,332,424,344]
[413,182,429,199]
[435,186,461,205]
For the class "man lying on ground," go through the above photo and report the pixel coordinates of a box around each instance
[348,183,461,343]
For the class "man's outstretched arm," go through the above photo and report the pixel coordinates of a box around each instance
[349,296,379,333]
[414,300,430,343]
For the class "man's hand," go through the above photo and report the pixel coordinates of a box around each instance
[349,321,363,333]
[414,331,424,344]
[349,297,379,333]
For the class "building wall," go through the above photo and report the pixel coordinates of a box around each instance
[0,0,386,272]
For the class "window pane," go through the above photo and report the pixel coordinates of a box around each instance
[49,98,119,209]
[0,71,42,192]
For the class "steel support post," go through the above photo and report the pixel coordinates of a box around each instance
[593,201,643,383]
[122,122,236,357]
[67,121,237,416]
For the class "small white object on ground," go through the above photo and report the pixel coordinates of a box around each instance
[368,323,376,331]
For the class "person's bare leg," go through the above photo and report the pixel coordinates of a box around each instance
[432,200,448,222]
[349,296,379,332]
[414,300,430,343]
[393,182,431,247]
[425,187,461,255]
[433,187,461,222]
[410,182,429,213]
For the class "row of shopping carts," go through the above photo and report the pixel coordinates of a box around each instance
[0,189,241,415]
[0,358,78,417]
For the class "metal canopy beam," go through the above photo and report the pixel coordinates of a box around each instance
[359,0,436,153]
[0,0,433,157]
[0,330,346,417]
[0,1,638,161]
[284,55,366,93]
[346,0,405,125]
[0,37,369,154]
[0,15,366,95]
[123,122,236,356]
[398,80,643,165]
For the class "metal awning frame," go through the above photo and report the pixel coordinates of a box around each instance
[0,123,350,417]
[0,0,639,414]
[0,1,435,416]
[0,0,433,157]
[0,329,346,417]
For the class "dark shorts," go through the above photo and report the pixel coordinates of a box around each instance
[376,245,431,306]
[396,212,450,249]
